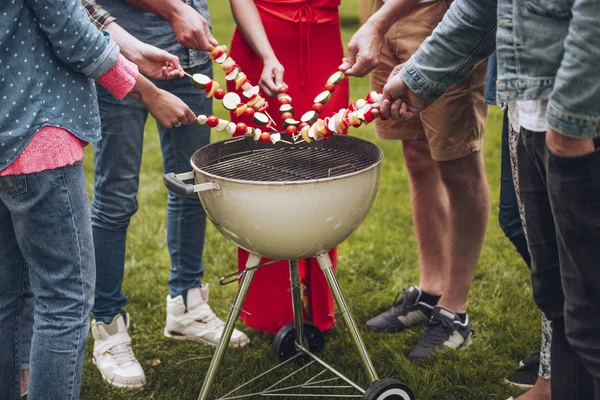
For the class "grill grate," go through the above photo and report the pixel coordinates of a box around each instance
[200,146,374,182]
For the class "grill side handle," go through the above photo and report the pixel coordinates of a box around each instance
[164,172,220,197]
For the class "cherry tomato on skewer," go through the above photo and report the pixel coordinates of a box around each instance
[324,82,336,93]
[206,116,219,128]
[285,125,297,136]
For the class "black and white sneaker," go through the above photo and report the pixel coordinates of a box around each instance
[408,306,472,361]
[365,286,435,332]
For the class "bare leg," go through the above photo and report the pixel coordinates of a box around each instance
[20,369,29,396]
[403,139,450,296]
[437,151,489,313]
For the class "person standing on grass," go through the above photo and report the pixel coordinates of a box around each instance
[485,54,551,400]
[88,0,248,389]
[0,0,192,398]
[377,0,600,398]
[225,0,349,335]
[13,0,207,397]
[340,0,489,361]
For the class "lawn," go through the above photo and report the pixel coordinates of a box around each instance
[80,2,540,399]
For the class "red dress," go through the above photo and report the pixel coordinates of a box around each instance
[227,0,349,334]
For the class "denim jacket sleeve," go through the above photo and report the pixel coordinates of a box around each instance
[399,0,497,102]
[25,0,119,79]
[547,0,600,138]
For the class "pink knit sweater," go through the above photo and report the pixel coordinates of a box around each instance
[0,55,138,176]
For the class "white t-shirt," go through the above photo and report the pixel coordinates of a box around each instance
[517,100,548,132]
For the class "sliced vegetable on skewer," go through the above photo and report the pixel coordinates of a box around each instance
[253,112,270,126]
[235,73,248,90]
[242,85,260,99]
[209,45,228,61]
[206,81,220,98]
[190,73,211,89]
[327,71,345,85]
[225,66,241,81]
[235,103,248,117]
[220,57,236,72]
[277,93,292,104]
[270,133,282,144]
[300,125,312,143]
[366,90,383,104]
[301,110,319,125]
[222,92,241,111]
[215,119,229,132]
[227,122,236,136]
[282,119,300,129]
[279,104,294,116]
[314,91,332,105]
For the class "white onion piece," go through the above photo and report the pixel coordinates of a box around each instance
[226,122,236,136]
[356,98,367,109]
[196,115,208,125]
[270,133,281,144]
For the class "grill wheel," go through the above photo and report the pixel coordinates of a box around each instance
[362,378,416,400]
[272,321,326,362]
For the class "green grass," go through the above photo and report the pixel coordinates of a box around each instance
[80,3,539,399]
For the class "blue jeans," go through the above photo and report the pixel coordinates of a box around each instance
[0,163,95,400]
[19,282,34,371]
[90,63,212,323]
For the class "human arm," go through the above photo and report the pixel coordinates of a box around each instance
[229,0,284,97]
[25,0,120,78]
[81,0,182,79]
[378,0,496,119]
[121,0,217,51]
[339,0,419,77]
[397,0,497,102]
[546,0,600,139]
[128,76,197,128]
[103,22,183,79]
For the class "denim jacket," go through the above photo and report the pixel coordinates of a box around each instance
[0,0,119,170]
[400,0,600,138]
[98,0,211,69]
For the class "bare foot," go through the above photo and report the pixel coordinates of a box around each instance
[515,377,550,400]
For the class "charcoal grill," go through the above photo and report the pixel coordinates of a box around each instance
[164,135,415,400]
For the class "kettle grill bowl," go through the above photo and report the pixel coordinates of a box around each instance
[189,135,383,260]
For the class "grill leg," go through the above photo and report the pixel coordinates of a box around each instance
[197,253,261,400]
[289,260,305,347]
[316,253,379,383]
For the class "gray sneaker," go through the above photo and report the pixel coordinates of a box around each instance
[365,286,435,332]
[408,306,472,361]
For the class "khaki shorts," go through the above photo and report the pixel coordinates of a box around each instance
[370,0,488,161]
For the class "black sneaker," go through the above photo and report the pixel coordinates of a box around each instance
[408,306,472,361]
[505,364,538,389]
[365,286,435,332]
[519,352,541,368]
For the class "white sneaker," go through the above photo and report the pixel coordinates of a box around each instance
[91,313,146,388]
[164,285,250,347]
